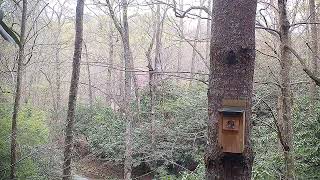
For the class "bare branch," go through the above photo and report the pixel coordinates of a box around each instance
[255,24,280,37]
[286,45,320,86]
[291,22,320,27]
[154,0,211,19]
[103,0,123,37]
[256,49,280,61]
[260,99,289,151]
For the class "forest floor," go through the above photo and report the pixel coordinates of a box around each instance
[75,155,123,179]
[75,155,153,180]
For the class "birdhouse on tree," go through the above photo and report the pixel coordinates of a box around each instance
[218,99,246,154]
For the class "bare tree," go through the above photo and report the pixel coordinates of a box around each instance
[84,42,93,109]
[205,0,257,179]
[53,0,67,128]
[10,0,27,179]
[205,0,211,61]
[104,0,135,178]
[177,0,183,73]
[146,16,156,154]
[62,0,85,179]
[278,0,295,179]
[107,19,114,107]
[190,0,204,86]
[154,4,163,77]
[146,2,167,156]
[308,0,318,114]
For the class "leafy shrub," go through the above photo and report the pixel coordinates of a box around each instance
[293,97,320,179]
[75,103,125,163]
[75,82,208,176]
[0,103,49,179]
[252,96,320,179]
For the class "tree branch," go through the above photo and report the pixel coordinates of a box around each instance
[255,24,280,37]
[290,22,320,27]
[104,0,123,37]
[286,45,320,86]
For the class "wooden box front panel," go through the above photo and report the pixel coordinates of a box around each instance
[218,113,245,153]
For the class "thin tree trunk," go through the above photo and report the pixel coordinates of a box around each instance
[190,0,204,87]
[146,26,156,152]
[278,0,294,179]
[119,51,125,104]
[149,4,164,152]
[130,61,141,115]
[107,20,114,107]
[205,0,257,179]
[122,0,133,178]
[149,5,161,151]
[105,0,137,178]
[309,0,318,114]
[55,19,62,126]
[177,0,183,74]
[84,43,93,109]
[154,4,162,75]
[62,0,84,179]
[10,0,27,179]
[205,0,211,62]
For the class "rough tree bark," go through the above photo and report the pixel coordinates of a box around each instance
[205,0,257,179]
[309,0,318,114]
[278,0,295,179]
[10,0,27,179]
[62,0,84,179]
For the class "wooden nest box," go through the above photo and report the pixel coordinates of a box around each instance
[218,99,246,154]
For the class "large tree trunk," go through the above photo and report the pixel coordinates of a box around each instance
[10,0,27,179]
[62,0,84,179]
[309,0,318,114]
[205,0,257,179]
[278,0,295,179]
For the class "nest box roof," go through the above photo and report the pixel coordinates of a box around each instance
[218,107,245,113]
